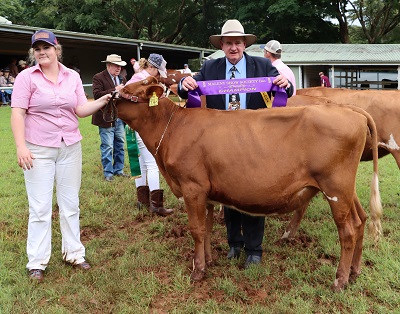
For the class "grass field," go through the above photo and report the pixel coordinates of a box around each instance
[1,105,400,313]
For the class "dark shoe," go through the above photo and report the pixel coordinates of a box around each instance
[115,173,130,177]
[245,255,262,269]
[74,261,91,270]
[227,247,241,259]
[105,176,114,182]
[137,186,150,209]
[29,269,44,283]
[150,189,174,217]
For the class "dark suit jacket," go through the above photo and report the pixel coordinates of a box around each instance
[92,69,127,127]
[178,52,293,110]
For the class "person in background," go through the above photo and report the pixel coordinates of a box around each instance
[10,29,111,283]
[18,60,28,72]
[122,54,174,217]
[319,71,331,87]
[0,68,12,104]
[130,58,140,75]
[182,63,191,73]
[262,40,296,95]
[7,57,19,78]
[178,19,293,269]
[92,54,129,182]
[1,67,14,103]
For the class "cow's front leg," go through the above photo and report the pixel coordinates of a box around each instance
[185,195,208,281]
[205,203,214,267]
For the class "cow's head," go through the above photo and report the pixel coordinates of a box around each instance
[121,76,164,102]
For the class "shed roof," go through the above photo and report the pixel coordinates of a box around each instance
[209,44,400,66]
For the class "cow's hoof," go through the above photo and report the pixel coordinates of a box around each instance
[331,278,348,292]
[206,260,213,267]
[190,268,205,281]
[349,271,360,284]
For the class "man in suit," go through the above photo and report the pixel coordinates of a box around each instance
[92,54,129,181]
[178,19,294,268]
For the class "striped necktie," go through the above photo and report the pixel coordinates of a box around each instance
[229,66,240,110]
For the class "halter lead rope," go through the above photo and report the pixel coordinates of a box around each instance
[155,104,179,155]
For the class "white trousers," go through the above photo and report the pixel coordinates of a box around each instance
[24,141,85,270]
[134,132,160,191]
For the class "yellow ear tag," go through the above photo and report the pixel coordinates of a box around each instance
[149,92,158,107]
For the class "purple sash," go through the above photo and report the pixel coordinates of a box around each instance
[187,77,288,108]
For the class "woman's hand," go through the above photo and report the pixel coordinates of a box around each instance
[17,145,34,170]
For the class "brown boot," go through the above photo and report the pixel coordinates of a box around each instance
[137,186,150,210]
[150,189,174,217]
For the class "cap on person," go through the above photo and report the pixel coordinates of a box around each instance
[261,40,282,54]
[148,53,167,78]
[18,60,27,66]
[209,19,257,49]
[184,64,188,67]
[101,54,127,66]
[31,30,58,47]
[3,67,10,72]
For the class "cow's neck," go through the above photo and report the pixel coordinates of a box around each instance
[119,98,177,155]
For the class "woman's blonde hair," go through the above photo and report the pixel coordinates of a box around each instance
[138,58,149,70]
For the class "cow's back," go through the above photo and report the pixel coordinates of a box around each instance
[297,87,400,161]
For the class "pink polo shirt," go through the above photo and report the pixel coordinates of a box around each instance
[125,69,150,85]
[11,63,87,147]
[272,59,297,95]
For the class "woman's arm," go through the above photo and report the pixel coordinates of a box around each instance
[75,93,112,118]
[11,107,34,170]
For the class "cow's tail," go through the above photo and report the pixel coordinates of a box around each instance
[350,106,383,244]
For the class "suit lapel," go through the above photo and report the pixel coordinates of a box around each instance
[217,59,226,105]
[104,70,114,89]
[245,53,255,107]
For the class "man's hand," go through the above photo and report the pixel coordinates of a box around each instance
[273,75,290,89]
[181,76,198,91]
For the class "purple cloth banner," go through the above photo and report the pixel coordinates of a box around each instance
[187,77,288,108]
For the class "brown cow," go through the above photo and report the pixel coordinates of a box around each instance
[115,77,382,291]
[297,87,400,167]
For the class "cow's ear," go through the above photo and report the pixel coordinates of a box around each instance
[144,85,164,99]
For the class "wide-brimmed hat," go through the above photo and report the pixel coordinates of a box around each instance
[101,54,127,66]
[31,30,58,47]
[148,53,167,78]
[209,19,257,49]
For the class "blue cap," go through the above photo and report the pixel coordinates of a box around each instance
[32,30,58,47]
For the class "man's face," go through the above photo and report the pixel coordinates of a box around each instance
[107,63,121,77]
[220,36,246,65]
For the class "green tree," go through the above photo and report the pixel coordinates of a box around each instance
[334,0,400,43]
[234,0,340,44]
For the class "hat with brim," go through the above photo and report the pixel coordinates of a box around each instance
[209,19,257,49]
[31,30,58,47]
[101,54,127,66]
[148,53,167,78]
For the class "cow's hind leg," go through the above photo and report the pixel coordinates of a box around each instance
[349,193,367,283]
[331,200,359,292]
[184,192,208,281]
[205,203,214,267]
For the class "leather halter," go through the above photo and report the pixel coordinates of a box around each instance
[102,91,119,123]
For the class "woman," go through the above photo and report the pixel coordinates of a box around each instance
[124,54,173,217]
[10,30,111,283]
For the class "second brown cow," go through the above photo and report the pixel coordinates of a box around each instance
[115,77,382,291]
